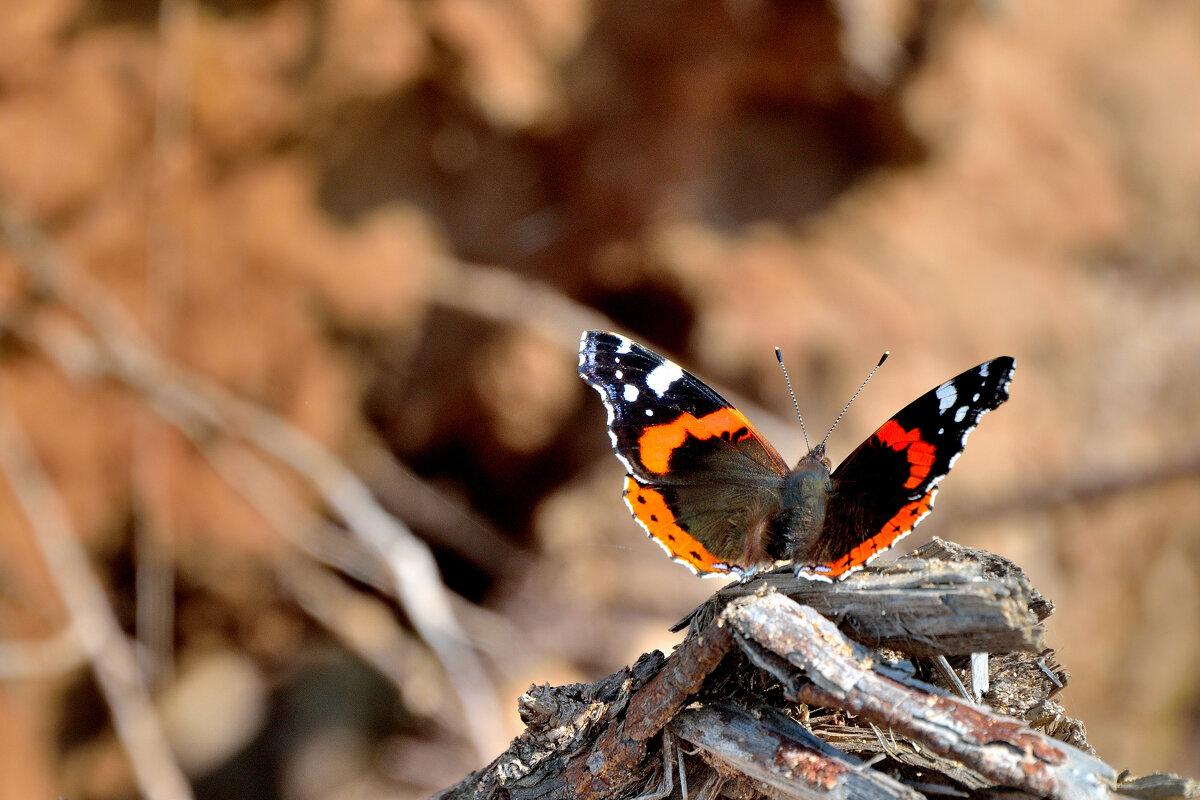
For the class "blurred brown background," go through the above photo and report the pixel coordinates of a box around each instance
[0,1,1198,798]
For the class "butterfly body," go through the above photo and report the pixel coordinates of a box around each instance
[768,450,834,562]
[579,330,1014,581]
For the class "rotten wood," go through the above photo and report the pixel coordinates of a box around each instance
[561,621,734,798]
[914,538,1054,621]
[670,703,923,800]
[1114,774,1200,800]
[432,651,667,800]
[434,620,737,800]
[435,543,1196,800]
[677,538,1045,657]
[728,592,1115,800]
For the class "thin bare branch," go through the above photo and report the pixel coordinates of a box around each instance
[275,551,448,718]
[0,388,194,800]
[132,0,202,693]
[952,449,1200,522]
[436,263,1200,531]
[351,440,529,577]
[0,629,85,679]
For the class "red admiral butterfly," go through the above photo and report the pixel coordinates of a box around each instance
[578,330,1014,581]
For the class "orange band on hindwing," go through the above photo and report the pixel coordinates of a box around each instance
[637,407,758,474]
[818,489,935,578]
[622,476,733,574]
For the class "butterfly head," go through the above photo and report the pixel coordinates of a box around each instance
[798,441,831,471]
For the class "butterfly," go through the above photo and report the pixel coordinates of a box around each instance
[578,330,1014,580]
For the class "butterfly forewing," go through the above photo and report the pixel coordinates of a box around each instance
[810,356,1016,578]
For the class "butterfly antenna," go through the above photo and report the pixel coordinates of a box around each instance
[775,347,812,451]
[820,351,890,451]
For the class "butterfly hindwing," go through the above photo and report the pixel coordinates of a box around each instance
[807,356,1016,579]
[578,331,789,575]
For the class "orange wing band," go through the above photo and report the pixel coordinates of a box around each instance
[818,489,935,578]
[637,407,757,474]
[622,476,733,574]
[875,419,938,490]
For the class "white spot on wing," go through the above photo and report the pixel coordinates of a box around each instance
[646,361,684,397]
[954,405,968,423]
[979,362,990,377]
[614,369,623,379]
[645,408,653,416]
[616,336,633,354]
[935,381,957,414]
[623,384,639,402]
[972,392,980,402]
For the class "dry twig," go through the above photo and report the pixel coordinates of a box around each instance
[671,704,923,800]
[0,628,86,680]
[430,261,799,447]
[436,263,1200,531]
[0,389,194,800]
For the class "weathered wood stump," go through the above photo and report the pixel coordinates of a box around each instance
[434,540,1198,800]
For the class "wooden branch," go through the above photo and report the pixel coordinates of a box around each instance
[0,628,85,679]
[561,621,734,799]
[433,652,669,800]
[677,538,1045,657]
[1114,773,1199,800]
[0,389,194,800]
[728,592,1115,800]
[671,703,923,800]
[943,449,1200,528]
